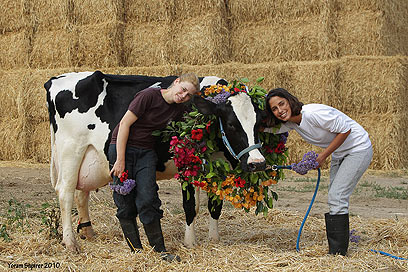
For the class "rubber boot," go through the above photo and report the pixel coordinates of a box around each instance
[325,213,349,256]
[119,218,143,252]
[143,219,181,262]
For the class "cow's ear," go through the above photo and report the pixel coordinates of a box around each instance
[192,95,216,115]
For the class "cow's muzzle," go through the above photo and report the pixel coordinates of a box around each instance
[247,160,266,172]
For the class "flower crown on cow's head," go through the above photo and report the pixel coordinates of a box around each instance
[157,78,288,215]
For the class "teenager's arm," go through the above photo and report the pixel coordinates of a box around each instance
[110,110,138,177]
[316,129,351,167]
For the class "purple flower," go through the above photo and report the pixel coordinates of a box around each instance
[279,132,289,144]
[205,90,231,104]
[291,151,319,175]
[109,179,136,195]
[349,229,361,243]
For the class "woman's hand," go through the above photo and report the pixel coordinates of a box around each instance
[316,153,328,168]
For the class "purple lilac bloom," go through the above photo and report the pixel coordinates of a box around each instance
[205,89,231,104]
[349,229,361,243]
[291,151,319,175]
[279,132,289,144]
[110,179,136,195]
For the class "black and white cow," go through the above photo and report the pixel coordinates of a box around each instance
[44,71,266,252]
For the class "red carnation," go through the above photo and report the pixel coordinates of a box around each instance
[191,129,203,141]
[120,170,129,182]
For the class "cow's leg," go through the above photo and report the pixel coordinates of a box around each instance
[183,183,197,248]
[74,190,95,239]
[57,182,79,252]
[208,197,223,243]
[55,143,86,253]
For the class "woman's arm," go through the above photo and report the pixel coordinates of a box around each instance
[316,129,351,167]
[110,110,138,177]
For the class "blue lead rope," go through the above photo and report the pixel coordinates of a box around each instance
[275,164,406,260]
[369,250,408,260]
[296,168,321,252]
[272,164,320,251]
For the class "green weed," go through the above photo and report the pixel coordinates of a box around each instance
[0,224,11,241]
[6,197,31,231]
[372,184,408,200]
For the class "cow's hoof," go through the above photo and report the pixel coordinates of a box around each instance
[183,238,197,248]
[209,235,220,243]
[62,238,81,253]
[79,226,96,240]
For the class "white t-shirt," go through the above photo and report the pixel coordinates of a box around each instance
[264,104,372,159]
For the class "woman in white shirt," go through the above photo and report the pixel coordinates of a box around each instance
[263,88,373,256]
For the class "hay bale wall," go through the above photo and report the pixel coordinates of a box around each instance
[0,0,407,170]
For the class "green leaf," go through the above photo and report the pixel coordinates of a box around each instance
[207,140,215,151]
[223,161,230,172]
[205,172,217,178]
[256,77,265,83]
[267,197,273,209]
[240,77,250,83]
[151,130,162,136]
[250,173,259,184]
[263,206,269,216]
[182,182,188,191]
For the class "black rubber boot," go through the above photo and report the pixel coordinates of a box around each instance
[325,213,349,256]
[119,218,143,252]
[143,219,181,262]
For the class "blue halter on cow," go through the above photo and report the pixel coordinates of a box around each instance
[44,71,284,253]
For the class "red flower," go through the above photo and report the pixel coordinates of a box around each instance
[206,121,212,133]
[274,142,286,154]
[192,180,206,188]
[191,129,203,141]
[234,177,246,188]
[264,146,274,154]
[120,170,129,182]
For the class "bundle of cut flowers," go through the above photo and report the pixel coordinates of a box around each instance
[109,170,136,195]
[157,78,289,216]
[291,151,319,175]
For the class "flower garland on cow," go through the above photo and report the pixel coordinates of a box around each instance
[158,78,289,216]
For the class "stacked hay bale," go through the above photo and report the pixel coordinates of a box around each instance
[218,0,408,169]
[0,0,407,169]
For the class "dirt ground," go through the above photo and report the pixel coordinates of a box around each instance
[0,162,407,221]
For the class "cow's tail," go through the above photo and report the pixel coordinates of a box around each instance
[49,124,58,188]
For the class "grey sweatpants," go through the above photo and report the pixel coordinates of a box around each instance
[328,147,373,215]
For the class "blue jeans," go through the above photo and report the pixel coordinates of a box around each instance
[108,144,163,225]
[328,147,373,215]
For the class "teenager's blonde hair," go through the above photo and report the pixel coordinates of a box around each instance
[178,73,200,92]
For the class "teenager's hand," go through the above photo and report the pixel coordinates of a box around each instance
[110,160,125,177]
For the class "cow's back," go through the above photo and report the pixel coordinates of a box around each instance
[45,71,179,190]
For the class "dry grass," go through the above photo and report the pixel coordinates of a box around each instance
[0,182,407,271]
[0,31,30,70]
[71,21,124,68]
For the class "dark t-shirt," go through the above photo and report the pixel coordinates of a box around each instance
[111,88,185,149]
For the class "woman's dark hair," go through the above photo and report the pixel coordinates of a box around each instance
[264,88,303,127]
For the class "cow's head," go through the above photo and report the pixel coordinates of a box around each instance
[193,92,266,172]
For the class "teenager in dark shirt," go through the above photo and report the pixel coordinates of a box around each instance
[109,73,200,262]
